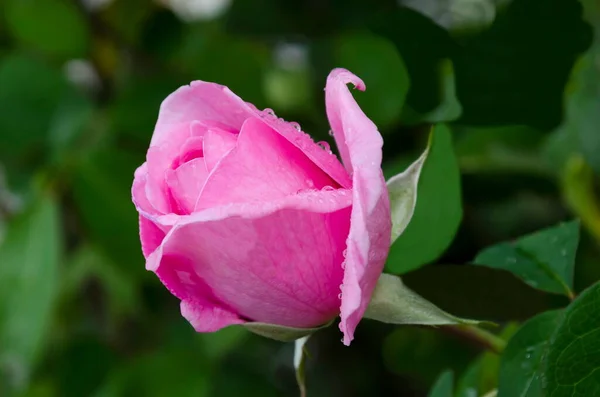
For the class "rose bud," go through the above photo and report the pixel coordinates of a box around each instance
[132,68,391,345]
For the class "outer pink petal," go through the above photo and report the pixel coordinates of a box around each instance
[325,68,392,345]
[196,117,337,210]
[202,128,237,171]
[152,81,351,188]
[154,252,245,331]
[139,216,166,258]
[147,189,353,330]
[132,163,156,217]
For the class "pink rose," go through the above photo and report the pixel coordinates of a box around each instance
[131,68,391,345]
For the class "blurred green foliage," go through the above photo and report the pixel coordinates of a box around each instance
[1,0,600,396]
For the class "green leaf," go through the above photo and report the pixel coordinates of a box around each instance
[241,321,331,343]
[333,32,410,130]
[474,220,579,298]
[544,282,600,396]
[429,370,454,397]
[5,0,89,59]
[0,193,61,392]
[364,274,479,326]
[385,124,462,274]
[386,139,428,242]
[497,310,562,397]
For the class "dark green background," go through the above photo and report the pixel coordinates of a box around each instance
[1,0,600,396]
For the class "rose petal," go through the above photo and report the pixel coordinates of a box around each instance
[139,215,167,258]
[152,81,351,188]
[166,158,209,215]
[132,163,157,217]
[154,253,246,331]
[202,128,237,171]
[196,117,337,210]
[325,68,392,345]
[147,189,353,329]
[177,136,204,166]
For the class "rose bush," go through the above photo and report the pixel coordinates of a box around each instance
[132,68,391,345]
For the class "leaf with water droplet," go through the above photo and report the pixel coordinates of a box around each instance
[497,310,562,397]
[543,282,600,396]
[474,220,579,298]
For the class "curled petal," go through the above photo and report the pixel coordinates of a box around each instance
[325,68,392,345]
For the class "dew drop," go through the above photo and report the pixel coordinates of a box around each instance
[338,293,343,300]
[328,129,334,137]
[317,141,332,153]
[322,185,335,191]
[290,122,301,131]
[342,249,348,258]
[263,108,276,117]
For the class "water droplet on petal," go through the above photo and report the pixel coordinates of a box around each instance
[328,129,334,136]
[338,293,343,300]
[322,185,335,191]
[290,122,301,131]
[263,108,276,117]
[317,141,331,152]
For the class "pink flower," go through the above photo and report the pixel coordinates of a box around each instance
[132,68,391,345]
